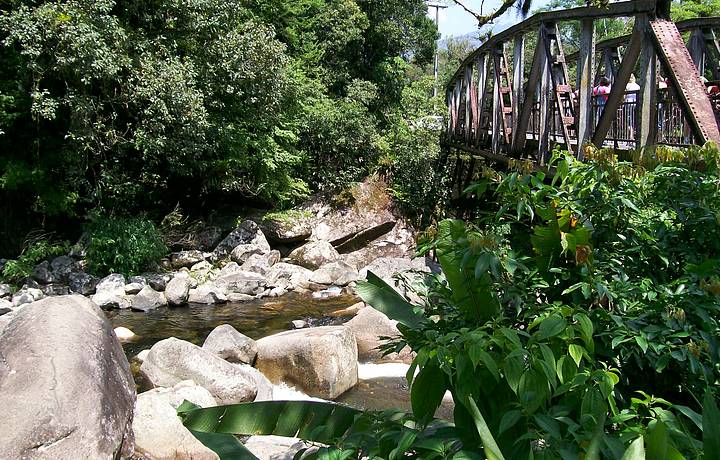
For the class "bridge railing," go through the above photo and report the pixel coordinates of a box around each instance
[444,1,720,165]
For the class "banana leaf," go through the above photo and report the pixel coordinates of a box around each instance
[355,271,425,328]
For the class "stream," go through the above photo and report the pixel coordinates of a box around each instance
[107,293,454,420]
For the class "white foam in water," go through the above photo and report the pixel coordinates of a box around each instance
[357,362,414,380]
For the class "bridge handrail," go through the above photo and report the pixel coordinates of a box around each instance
[446,0,658,91]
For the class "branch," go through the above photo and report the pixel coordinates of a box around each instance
[447,0,526,28]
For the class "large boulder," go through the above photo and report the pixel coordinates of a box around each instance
[310,261,359,286]
[255,326,358,399]
[359,256,435,281]
[50,255,77,281]
[33,261,56,284]
[132,286,168,312]
[170,250,206,269]
[92,273,131,309]
[214,270,267,296]
[165,276,192,306]
[288,241,339,270]
[188,283,228,304]
[0,283,12,297]
[0,295,135,458]
[344,306,414,363]
[230,244,266,264]
[12,287,44,307]
[266,263,314,290]
[202,324,257,364]
[214,220,271,259]
[241,250,281,275]
[244,436,308,460]
[68,271,98,295]
[140,337,258,404]
[133,381,219,460]
[96,273,127,292]
[259,212,313,244]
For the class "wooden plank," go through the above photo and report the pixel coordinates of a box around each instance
[538,25,552,165]
[576,18,595,155]
[592,26,643,146]
[636,15,657,149]
[512,26,546,153]
[492,62,501,155]
[512,35,525,141]
[476,54,489,145]
[465,65,473,143]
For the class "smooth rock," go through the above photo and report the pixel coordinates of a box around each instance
[188,284,227,304]
[131,286,167,312]
[230,244,266,264]
[227,293,255,302]
[218,261,242,276]
[91,291,131,310]
[359,257,435,281]
[96,273,126,293]
[345,306,413,363]
[140,337,257,404]
[0,283,11,297]
[170,250,206,269]
[214,220,271,259]
[124,282,145,295]
[114,326,136,341]
[165,276,192,306]
[259,213,313,244]
[145,273,170,291]
[310,261,359,286]
[329,301,366,317]
[0,307,10,316]
[68,271,98,295]
[133,382,219,460]
[255,326,358,399]
[202,324,258,365]
[244,436,307,460]
[291,320,307,329]
[238,364,274,402]
[0,298,11,310]
[190,260,212,273]
[0,295,135,458]
[214,270,267,296]
[266,263,314,290]
[136,349,150,363]
[12,288,44,307]
[311,286,343,299]
[288,241,339,270]
[240,250,281,275]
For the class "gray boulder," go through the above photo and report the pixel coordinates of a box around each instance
[188,284,227,304]
[0,295,135,458]
[32,261,55,284]
[241,250,281,275]
[244,436,308,460]
[68,272,98,295]
[215,270,267,296]
[96,273,126,293]
[92,291,132,310]
[170,250,206,269]
[165,276,192,306]
[265,263,314,290]
[50,255,76,281]
[214,220,271,259]
[124,282,144,295]
[140,337,258,404]
[41,283,70,296]
[345,306,414,363]
[310,261,359,286]
[230,244,266,264]
[131,286,167,312]
[255,326,358,399]
[0,283,12,298]
[133,381,219,460]
[12,287,44,307]
[289,241,339,270]
[202,324,257,364]
[145,273,171,291]
[359,256,436,281]
[259,213,313,244]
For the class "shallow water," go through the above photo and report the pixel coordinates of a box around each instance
[107,293,358,357]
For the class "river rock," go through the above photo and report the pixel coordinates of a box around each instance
[345,306,413,363]
[329,301,366,317]
[0,295,135,458]
[214,220,271,259]
[188,283,227,304]
[310,261,359,286]
[202,324,257,364]
[132,286,167,311]
[165,276,192,306]
[92,291,132,310]
[240,250,281,275]
[230,244,266,264]
[32,261,55,284]
[170,250,206,269]
[0,283,11,297]
[68,271,98,295]
[133,381,219,460]
[50,255,76,281]
[197,226,223,251]
[358,256,435,280]
[124,282,144,295]
[255,326,358,399]
[41,283,70,296]
[289,241,339,270]
[227,293,255,302]
[244,436,308,460]
[266,263,314,290]
[215,270,267,296]
[140,337,258,404]
[0,298,11,310]
[96,273,127,293]
[259,213,313,244]
[12,287,44,307]
[114,326,136,341]
[146,273,171,291]
[239,364,274,401]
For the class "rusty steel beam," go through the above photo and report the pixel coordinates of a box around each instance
[650,19,720,145]
[592,25,643,147]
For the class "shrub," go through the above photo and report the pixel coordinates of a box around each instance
[1,234,69,284]
[85,216,167,276]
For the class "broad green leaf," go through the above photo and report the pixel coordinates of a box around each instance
[537,315,567,340]
[411,363,447,422]
[469,345,500,381]
[574,313,594,347]
[620,436,645,460]
[645,421,668,460]
[498,410,523,434]
[463,395,506,460]
[635,335,649,354]
[569,344,585,367]
[584,413,607,460]
[188,429,259,459]
[703,390,720,458]
[355,271,424,329]
[673,405,702,430]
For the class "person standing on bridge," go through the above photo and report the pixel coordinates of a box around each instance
[593,77,612,123]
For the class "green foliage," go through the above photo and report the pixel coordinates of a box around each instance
[1,235,68,284]
[84,216,167,276]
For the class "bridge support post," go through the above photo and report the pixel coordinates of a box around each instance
[636,15,657,150]
[512,36,525,147]
[492,59,501,155]
[576,19,595,158]
[538,24,551,165]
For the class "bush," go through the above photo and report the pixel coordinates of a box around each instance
[1,234,69,284]
[85,217,167,276]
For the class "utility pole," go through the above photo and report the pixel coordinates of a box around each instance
[428,1,448,99]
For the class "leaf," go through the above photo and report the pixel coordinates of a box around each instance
[569,344,585,367]
[574,313,594,347]
[469,345,500,381]
[703,390,720,458]
[673,405,702,430]
[635,335,649,354]
[462,396,506,460]
[498,410,523,434]
[355,271,424,329]
[584,413,607,460]
[179,400,361,445]
[645,421,668,460]
[537,315,567,340]
[188,429,259,459]
[411,363,447,422]
[620,436,645,460]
